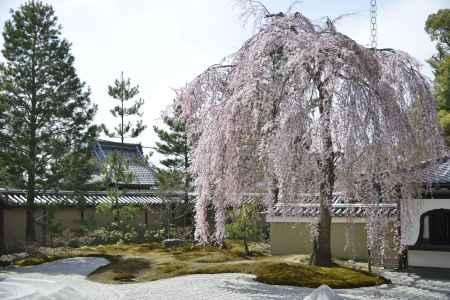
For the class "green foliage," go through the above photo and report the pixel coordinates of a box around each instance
[37,206,63,246]
[99,152,135,223]
[154,104,193,236]
[153,106,191,192]
[436,56,450,110]
[153,104,190,172]
[102,72,146,142]
[79,214,98,233]
[91,153,142,244]
[226,203,264,255]
[102,152,135,187]
[426,9,450,144]
[0,1,98,241]
[81,227,138,245]
[426,9,450,68]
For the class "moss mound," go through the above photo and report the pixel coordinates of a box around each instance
[88,257,150,283]
[254,262,389,288]
[14,240,388,289]
[15,255,61,267]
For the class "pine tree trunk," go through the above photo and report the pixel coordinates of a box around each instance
[26,171,36,243]
[42,207,48,246]
[312,86,334,267]
[121,71,124,144]
[80,206,85,223]
[244,235,250,256]
[0,200,5,254]
[184,149,192,238]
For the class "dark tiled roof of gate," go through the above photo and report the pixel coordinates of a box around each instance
[0,190,163,208]
[92,140,156,186]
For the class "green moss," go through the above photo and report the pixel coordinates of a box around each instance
[193,262,256,275]
[67,240,389,288]
[113,272,136,282]
[156,262,188,274]
[254,262,389,288]
[88,257,151,283]
[15,255,61,267]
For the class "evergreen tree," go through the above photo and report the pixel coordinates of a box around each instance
[102,72,146,143]
[101,152,135,224]
[153,104,192,230]
[0,1,97,242]
[426,9,450,145]
[57,143,100,221]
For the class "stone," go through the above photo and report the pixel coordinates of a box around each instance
[162,239,185,248]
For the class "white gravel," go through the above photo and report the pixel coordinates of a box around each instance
[0,257,449,300]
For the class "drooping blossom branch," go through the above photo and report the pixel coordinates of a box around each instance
[177,11,444,265]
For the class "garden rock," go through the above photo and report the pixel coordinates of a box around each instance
[162,239,185,248]
[304,285,344,300]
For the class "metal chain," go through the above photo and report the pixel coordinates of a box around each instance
[370,0,377,49]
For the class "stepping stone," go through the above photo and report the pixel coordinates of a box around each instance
[162,239,185,248]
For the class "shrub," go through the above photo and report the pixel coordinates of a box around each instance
[226,203,265,255]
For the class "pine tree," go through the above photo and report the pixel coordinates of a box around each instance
[101,152,135,224]
[153,104,192,231]
[102,72,146,143]
[0,1,98,242]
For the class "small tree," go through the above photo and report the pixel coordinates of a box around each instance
[38,206,63,247]
[226,203,263,255]
[154,104,192,233]
[101,152,135,224]
[102,72,146,143]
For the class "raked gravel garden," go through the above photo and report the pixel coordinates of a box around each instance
[1,257,450,300]
[1,242,450,300]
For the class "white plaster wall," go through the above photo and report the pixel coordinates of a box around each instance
[408,250,450,268]
[402,199,450,246]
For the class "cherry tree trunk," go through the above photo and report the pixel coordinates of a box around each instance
[312,89,334,267]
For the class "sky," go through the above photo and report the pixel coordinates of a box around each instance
[0,0,448,164]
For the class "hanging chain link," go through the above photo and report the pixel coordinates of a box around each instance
[370,0,377,49]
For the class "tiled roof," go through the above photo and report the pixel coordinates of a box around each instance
[271,202,398,218]
[128,165,155,185]
[420,156,450,186]
[0,190,163,208]
[92,140,156,186]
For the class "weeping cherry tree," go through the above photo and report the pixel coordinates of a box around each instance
[177,3,445,266]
